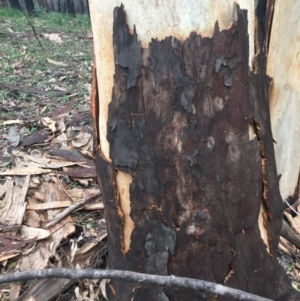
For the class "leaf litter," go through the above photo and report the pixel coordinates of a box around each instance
[0,9,106,301]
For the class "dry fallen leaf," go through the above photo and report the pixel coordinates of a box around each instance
[56,119,66,133]
[0,178,11,198]
[86,30,93,38]
[100,279,109,300]
[21,225,50,240]
[21,152,77,169]
[41,33,63,44]
[2,119,23,125]
[40,105,48,114]
[41,117,56,133]
[0,166,52,176]
[52,132,68,148]
[3,126,20,147]
[53,85,68,91]
[10,284,21,301]
[0,176,29,227]
[23,210,42,228]
[66,188,100,202]
[20,181,75,271]
[71,131,91,148]
[26,200,72,210]
[46,57,67,67]
[0,233,37,262]
[285,212,300,236]
[16,278,76,301]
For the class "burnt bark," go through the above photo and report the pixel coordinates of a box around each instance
[95,4,298,301]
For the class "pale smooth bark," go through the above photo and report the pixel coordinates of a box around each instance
[267,0,300,201]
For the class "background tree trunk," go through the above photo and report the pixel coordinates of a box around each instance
[6,0,22,11]
[36,0,89,14]
[90,0,298,300]
[24,0,35,16]
[6,0,35,15]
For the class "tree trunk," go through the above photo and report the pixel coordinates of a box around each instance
[7,0,22,11]
[265,0,300,203]
[36,0,89,14]
[90,1,298,300]
[66,0,75,16]
[24,0,35,16]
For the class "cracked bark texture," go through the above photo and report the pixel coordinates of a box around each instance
[95,4,298,301]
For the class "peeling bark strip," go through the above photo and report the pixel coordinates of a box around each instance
[95,4,296,301]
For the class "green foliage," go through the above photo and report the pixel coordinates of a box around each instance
[24,124,38,134]
[33,10,90,31]
[73,103,82,110]
[63,95,70,103]
[288,264,295,272]
[0,4,90,31]
[44,104,53,112]
[0,91,8,102]
[292,283,300,292]
[68,181,79,189]
[0,3,92,105]
[0,7,23,18]
[2,161,11,168]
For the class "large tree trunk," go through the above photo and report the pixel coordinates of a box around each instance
[90,1,298,300]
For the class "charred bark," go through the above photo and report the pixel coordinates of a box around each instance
[95,4,298,301]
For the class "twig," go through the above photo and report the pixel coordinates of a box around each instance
[21,10,43,49]
[44,192,99,228]
[55,171,74,202]
[0,82,72,97]
[285,200,300,217]
[0,268,273,301]
[33,137,78,147]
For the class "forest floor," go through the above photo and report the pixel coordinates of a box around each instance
[0,8,107,301]
[0,5,300,301]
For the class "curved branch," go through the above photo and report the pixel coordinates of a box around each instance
[0,268,273,301]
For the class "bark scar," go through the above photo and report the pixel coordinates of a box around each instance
[253,118,271,254]
[115,169,134,254]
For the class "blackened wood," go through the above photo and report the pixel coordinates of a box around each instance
[95,4,298,301]
[256,0,276,56]
[90,64,100,156]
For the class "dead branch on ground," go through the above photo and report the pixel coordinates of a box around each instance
[44,192,99,228]
[0,268,273,301]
